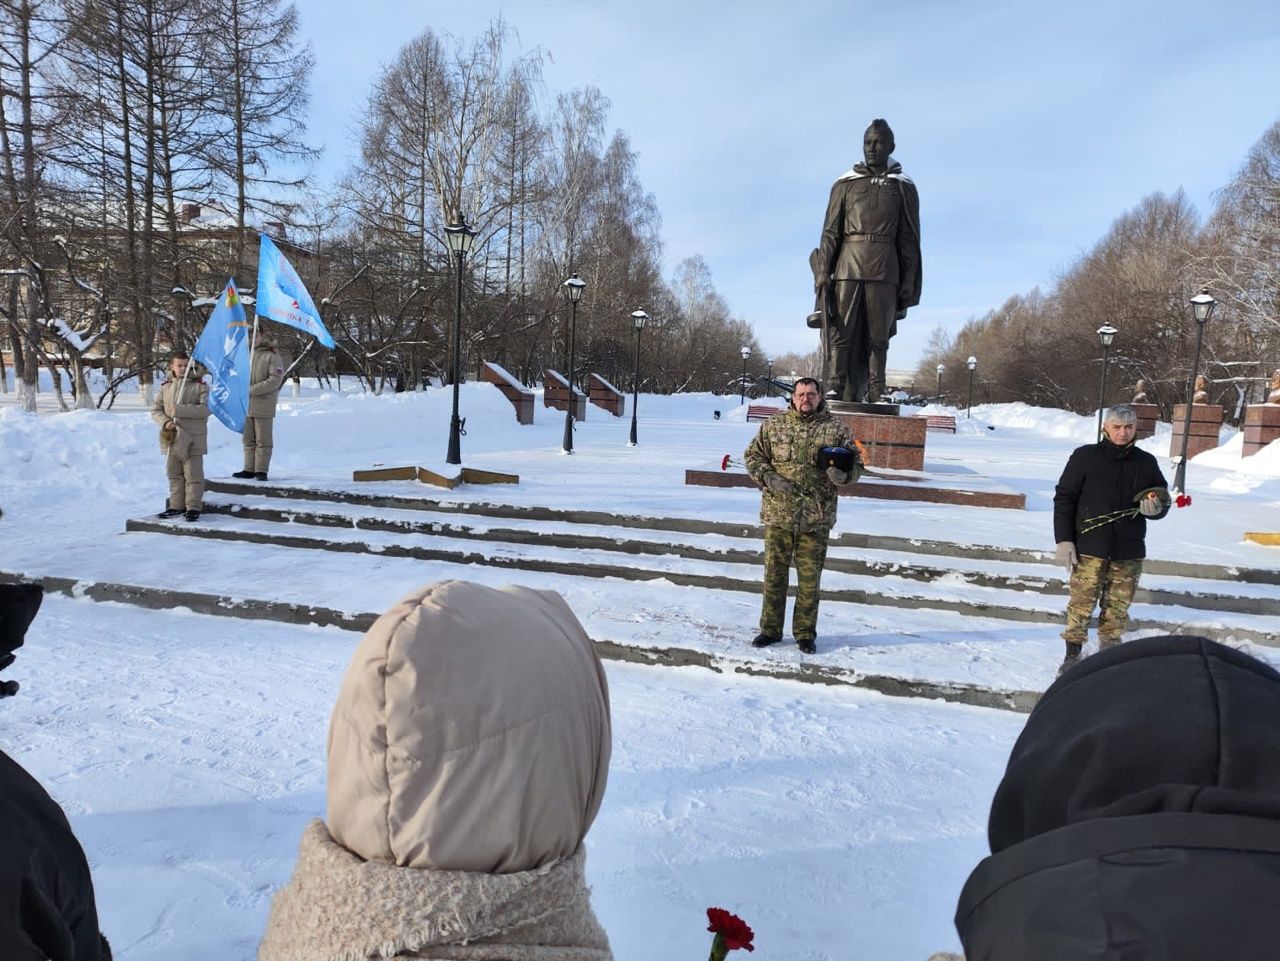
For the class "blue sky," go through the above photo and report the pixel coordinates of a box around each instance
[295,0,1280,370]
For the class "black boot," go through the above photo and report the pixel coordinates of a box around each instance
[253,471,268,481]
[157,508,183,519]
[797,637,817,654]
[1057,642,1083,677]
[752,632,781,648]
[232,470,255,479]
[184,510,200,522]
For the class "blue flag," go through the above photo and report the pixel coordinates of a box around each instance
[255,233,335,348]
[192,280,251,433]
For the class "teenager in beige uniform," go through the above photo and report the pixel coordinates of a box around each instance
[234,332,284,481]
[150,352,211,521]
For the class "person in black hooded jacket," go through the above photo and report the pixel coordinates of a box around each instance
[1052,404,1169,674]
[0,581,113,961]
[954,635,1280,961]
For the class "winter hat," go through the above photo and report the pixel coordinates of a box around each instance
[326,580,611,873]
[988,635,1280,853]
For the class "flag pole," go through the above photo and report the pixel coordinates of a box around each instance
[248,313,259,396]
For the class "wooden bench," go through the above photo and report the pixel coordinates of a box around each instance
[480,361,535,425]
[543,369,587,420]
[747,404,785,422]
[913,414,957,433]
[588,372,626,417]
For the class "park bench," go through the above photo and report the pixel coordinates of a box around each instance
[914,413,957,433]
[746,404,784,422]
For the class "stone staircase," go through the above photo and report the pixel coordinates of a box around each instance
[24,476,1269,715]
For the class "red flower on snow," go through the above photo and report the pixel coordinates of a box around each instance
[706,907,755,955]
[1176,493,1192,508]
[721,454,732,471]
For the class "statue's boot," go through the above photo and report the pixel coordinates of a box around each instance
[825,377,845,400]
[868,346,888,402]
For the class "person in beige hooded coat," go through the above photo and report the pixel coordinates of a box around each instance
[258,580,613,961]
[233,332,285,480]
[150,351,211,520]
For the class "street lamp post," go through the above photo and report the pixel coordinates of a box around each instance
[936,363,945,404]
[765,358,775,397]
[628,309,650,446]
[966,355,977,418]
[1095,323,1118,439]
[1173,288,1217,493]
[739,346,751,405]
[443,211,477,465]
[561,273,587,454]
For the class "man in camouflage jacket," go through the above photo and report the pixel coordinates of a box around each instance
[744,378,862,653]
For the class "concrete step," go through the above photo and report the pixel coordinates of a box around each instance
[0,570,1041,714]
[204,479,1280,587]
[196,500,1280,618]
[124,515,1280,647]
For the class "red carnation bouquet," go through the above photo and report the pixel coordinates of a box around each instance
[706,907,755,959]
[1176,493,1192,508]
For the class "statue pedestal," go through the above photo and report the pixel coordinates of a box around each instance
[1131,402,1159,440]
[1170,404,1224,462]
[830,410,925,470]
[1244,404,1280,457]
[829,400,901,417]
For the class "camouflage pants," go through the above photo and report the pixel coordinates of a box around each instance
[760,525,830,641]
[1062,555,1143,647]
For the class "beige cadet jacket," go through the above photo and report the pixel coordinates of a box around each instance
[247,347,285,418]
[150,377,211,457]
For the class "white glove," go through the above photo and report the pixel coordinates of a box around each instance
[1138,494,1163,517]
[1054,541,1078,573]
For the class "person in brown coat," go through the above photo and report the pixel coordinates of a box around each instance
[233,332,285,481]
[258,580,614,961]
[150,352,211,522]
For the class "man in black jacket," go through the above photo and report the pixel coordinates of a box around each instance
[0,582,113,961]
[955,636,1280,960]
[1052,404,1169,675]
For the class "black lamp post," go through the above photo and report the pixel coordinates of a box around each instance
[561,273,587,454]
[966,355,977,418]
[739,346,751,405]
[935,363,945,404]
[443,210,476,465]
[1095,323,1118,439]
[765,358,774,397]
[1173,287,1217,493]
[628,308,650,446]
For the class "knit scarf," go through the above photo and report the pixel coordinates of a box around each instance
[258,820,612,961]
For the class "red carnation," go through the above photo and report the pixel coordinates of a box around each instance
[1176,493,1192,508]
[706,907,755,957]
[721,454,732,471]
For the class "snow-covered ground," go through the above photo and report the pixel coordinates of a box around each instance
[2,374,1279,959]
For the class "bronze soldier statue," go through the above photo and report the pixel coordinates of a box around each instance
[810,119,922,403]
